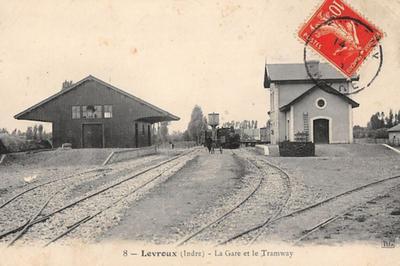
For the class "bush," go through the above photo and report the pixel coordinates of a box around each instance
[366,128,389,139]
[279,141,315,157]
[374,128,389,139]
[0,133,52,153]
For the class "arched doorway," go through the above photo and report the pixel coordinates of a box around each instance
[313,118,329,143]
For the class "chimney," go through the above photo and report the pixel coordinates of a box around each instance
[61,80,73,91]
[306,60,320,78]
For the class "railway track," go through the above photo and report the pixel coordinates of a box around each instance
[0,153,174,211]
[178,149,400,246]
[220,165,400,244]
[0,167,111,210]
[176,150,291,246]
[292,182,400,245]
[0,149,198,246]
[217,155,292,245]
[0,153,177,234]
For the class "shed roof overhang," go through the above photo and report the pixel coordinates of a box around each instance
[136,115,180,124]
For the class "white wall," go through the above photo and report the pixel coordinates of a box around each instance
[292,89,352,143]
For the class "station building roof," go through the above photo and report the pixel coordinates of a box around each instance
[388,124,400,132]
[14,75,179,123]
[264,62,359,88]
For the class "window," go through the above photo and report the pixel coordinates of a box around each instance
[82,105,102,119]
[315,98,327,109]
[104,105,113,118]
[72,106,80,119]
[142,124,145,136]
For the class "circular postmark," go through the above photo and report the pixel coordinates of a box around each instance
[303,16,383,95]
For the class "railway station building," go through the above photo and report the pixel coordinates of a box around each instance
[14,75,179,148]
[264,61,359,144]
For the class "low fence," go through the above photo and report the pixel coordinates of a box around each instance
[103,146,158,165]
[354,138,400,146]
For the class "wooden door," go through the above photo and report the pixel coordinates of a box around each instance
[82,124,103,148]
[313,119,329,143]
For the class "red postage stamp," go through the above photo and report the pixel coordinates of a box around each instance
[298,0,384,77]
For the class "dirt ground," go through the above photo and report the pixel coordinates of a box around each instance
[0,149,116,194]
[1,143,399,246]
[248,143,400,245]
[302,183,400,245]
[102,150,245,244]
[261,144,400,211]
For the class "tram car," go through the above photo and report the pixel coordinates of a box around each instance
[202,127,240,149]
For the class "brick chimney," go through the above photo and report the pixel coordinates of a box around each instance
[306,60,320,78]
[61,80,73,91]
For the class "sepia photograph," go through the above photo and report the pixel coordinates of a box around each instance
[0,0,399,265]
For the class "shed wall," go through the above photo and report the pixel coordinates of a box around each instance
[22,80,159,148]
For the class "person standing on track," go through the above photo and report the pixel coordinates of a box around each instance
[211,141,216,154]
[206,136,212,153]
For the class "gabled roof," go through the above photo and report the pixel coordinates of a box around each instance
[14,75,179,121]
[388,124,400,132]
[264,62,359,88]
[279,84,359,112]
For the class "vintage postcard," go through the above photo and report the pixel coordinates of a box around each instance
[0,0,399,265]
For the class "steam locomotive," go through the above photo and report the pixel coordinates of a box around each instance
[202,127,240,149]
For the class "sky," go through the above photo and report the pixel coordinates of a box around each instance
[0,0,399,133]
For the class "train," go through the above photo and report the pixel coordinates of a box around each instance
[202,127,241,149]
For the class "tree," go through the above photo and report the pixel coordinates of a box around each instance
[170,131,184,142]
[182,130,190,141]
[26,127,33,140]
[398,110,400,125]
[353,125,367,138]
[368,112,383,129]
[385,109,394,128]
[380,112,385,128]
[38,124,44,140]
[159,122,169,143]
[395,110,400,126]
[187,105,207,144]
[33,125,38,140]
